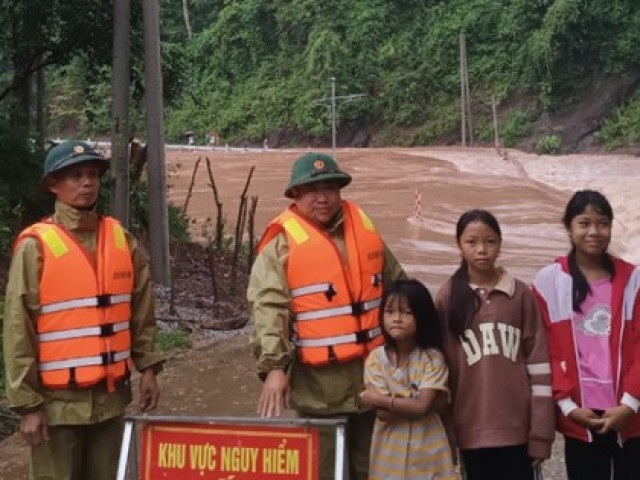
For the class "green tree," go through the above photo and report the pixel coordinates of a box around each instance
[0,0,113,131]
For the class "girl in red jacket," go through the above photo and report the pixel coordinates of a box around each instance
[533,190,640,480]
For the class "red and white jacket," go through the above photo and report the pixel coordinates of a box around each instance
[533,256,640,442]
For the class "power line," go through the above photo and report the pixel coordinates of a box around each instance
[313,77,367,160]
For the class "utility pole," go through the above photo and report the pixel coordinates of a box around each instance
[491,95,500,149]
[460,34,466,147]
[331,77,337,159]
[464,37,473,146]
[112,0,131,227]
[313,77,366,160]
[143,0,171,285]
[459,33,473,146]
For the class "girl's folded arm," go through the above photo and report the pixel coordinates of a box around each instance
[391,388,441,418]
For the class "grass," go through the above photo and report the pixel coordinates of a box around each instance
[154,328,192,352]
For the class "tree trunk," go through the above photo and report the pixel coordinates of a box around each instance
[13,63,32,132]
[36,60,45,149]
[182,0,193,39]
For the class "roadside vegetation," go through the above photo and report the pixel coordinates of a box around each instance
[2,1,640,152]
[597,92,640,150]
[154,328,192,353]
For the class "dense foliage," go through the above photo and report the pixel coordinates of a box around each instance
[162,0,640,146]
[0,125,50,253]
[3,0,639,147]
[597,91,640,149]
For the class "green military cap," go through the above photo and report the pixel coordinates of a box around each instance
[284,152,352,198]
[42,140,110,180]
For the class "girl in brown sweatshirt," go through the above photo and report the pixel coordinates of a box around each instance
[436,209,555,480]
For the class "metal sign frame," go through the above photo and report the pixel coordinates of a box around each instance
[117,415,347,480]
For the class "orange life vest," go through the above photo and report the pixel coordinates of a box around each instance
[258,201,385,366]
[15,216,134,392]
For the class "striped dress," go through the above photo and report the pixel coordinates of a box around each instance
[365,346,457,480]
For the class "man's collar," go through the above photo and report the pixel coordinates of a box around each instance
[52,200,99,233]
[324,209,344,233]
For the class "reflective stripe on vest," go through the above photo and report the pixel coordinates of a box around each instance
[295,297,382,321]
[39,350,131,372]
[260,201,384,366]
[40,294,131,314]
[37,321,130,342]
[290,283,335,298]
[15,217,133,391]
[294,327,382,348]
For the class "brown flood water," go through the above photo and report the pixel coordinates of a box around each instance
[167,147,572,290]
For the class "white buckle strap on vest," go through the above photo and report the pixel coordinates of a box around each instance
[38,350,131,372]
[291,283,335,298]
[371,273,383,286]
[37,321,130,343]
[295,297,382,321]
[295,327,382,348]
[40,294,132,314]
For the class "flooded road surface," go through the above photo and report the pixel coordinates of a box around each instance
[167,147,634,290]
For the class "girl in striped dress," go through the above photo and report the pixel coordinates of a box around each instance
[359,279,457,480]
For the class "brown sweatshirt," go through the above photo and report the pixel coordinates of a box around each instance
[436,269,555,460]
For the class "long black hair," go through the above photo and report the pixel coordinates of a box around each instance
[448,209,502,337]
[563,190,615,312]
[381,279,443,352]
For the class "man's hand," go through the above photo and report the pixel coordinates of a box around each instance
[20,411,49,446]
[257,369,289,418]
[139,368,160,412]
[568,407,605,430]
[597,405,635,434]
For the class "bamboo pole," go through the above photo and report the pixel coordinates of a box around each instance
[233,166,255,262]
[230,167,255,294]
[168,157,200,315]
[247,196,259,273]
[204,157,224,250]
[206,245,218,303]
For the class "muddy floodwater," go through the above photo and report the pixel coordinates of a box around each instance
[167,147,638,290]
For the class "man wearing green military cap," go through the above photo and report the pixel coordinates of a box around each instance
[4,140,164,479]
[249,152,405,479]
